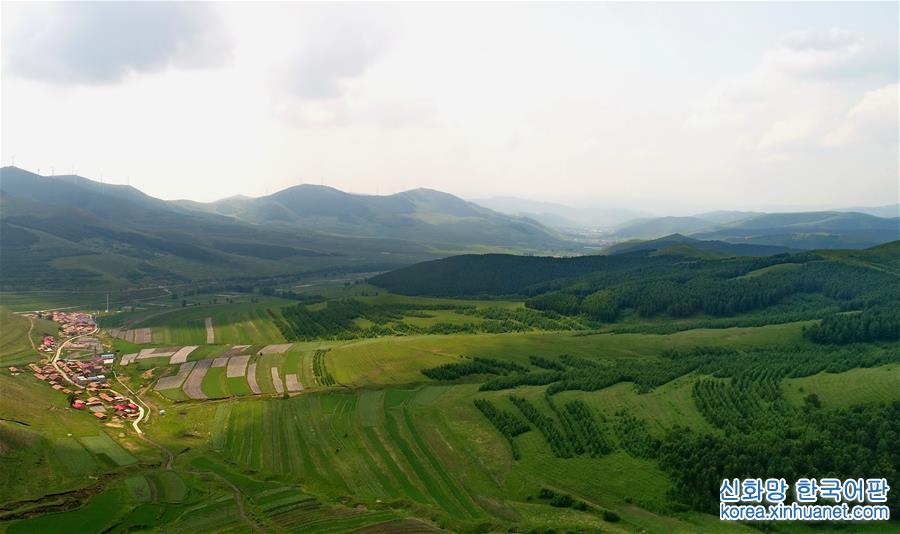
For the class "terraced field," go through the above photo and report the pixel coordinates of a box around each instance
[152,346,319,400]
[207,384,731,531]
[211,389,491,524]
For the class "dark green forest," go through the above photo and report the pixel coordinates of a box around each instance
[372,242,900,335]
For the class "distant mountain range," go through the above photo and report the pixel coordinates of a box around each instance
[470,196,648,229]
[469,196,898,251]
[174,185,565,249]
[1,166,896,291]
[0,167,570,290]
[602,234,795,258]
[609,209,899,250]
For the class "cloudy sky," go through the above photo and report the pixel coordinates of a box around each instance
[2,2,897,213]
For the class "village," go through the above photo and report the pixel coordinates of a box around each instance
[26,310,98,354]
[8,311,142,423]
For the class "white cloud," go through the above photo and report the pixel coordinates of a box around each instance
[2,2,234,84]
[1,3,896,210]
[687,27,894,153]
[757,116,820,151]
[824,83,899,147]
[765,28,893,80]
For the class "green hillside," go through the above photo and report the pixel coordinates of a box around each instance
[612,210,899,249]
[2,270,898,531]
[371,244,900,338]
[0,167,575,292]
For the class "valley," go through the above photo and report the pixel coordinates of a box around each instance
[3,2,898,531]
[1,245,897,531]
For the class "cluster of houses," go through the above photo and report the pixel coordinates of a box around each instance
[63,353,115,387]
[26,311,95,353]
[69,336,103,353]
[38,335,56,353]
[72,391,140,420]
[25,360,78,395]
[49,311,96,337]
[14,352,138,421]
[24,354,111,391]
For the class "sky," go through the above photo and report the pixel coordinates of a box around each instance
[2,2,897,214]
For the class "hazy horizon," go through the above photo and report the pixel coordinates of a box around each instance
[6,163,897,220]
[3,2,898,213]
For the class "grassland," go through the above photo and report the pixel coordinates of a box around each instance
[324,322,806,387]
[0,371,157,506]
[202,383,761,532]
[2,286,898,533]
[783,363,900,408]
[0,308,58,366]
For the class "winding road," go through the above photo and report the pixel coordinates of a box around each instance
[45,315,149,435]
[49,319,98,389]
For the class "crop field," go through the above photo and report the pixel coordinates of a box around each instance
[206,385,734,532]
[0,288,170,312]
[54,437,100,476]
[200,366,230,399]
[101,297,294,346]
[79,433,138,466]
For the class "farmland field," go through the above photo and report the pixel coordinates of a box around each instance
[2,264,899,532]
[101,296,294,346]
[79,433,138,466]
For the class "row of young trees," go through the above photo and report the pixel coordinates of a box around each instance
[271,298,586,341]
[312,349,335,386]
[465,345,900,517]
[421,357,526,380]
[657,402,900,515]
[804,307,900,344]
[473,399,530,460]
[271,300,367,340]
[426,345,900,399]
[509,396,575,458]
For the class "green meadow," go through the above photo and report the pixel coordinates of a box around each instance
[1,283,897,533]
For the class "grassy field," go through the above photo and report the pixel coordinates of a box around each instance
[0,288,171,312]
[3,287,898,533]
[203,384,752,532]
[324,322,807,387]
[783,363,900,408]
[0,308,58,366]
[0,372,163,513]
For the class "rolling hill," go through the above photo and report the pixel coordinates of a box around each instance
[0,167,572,290]
[611,209,898,249]
[176,185,567,249]
[602,234,795,257]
